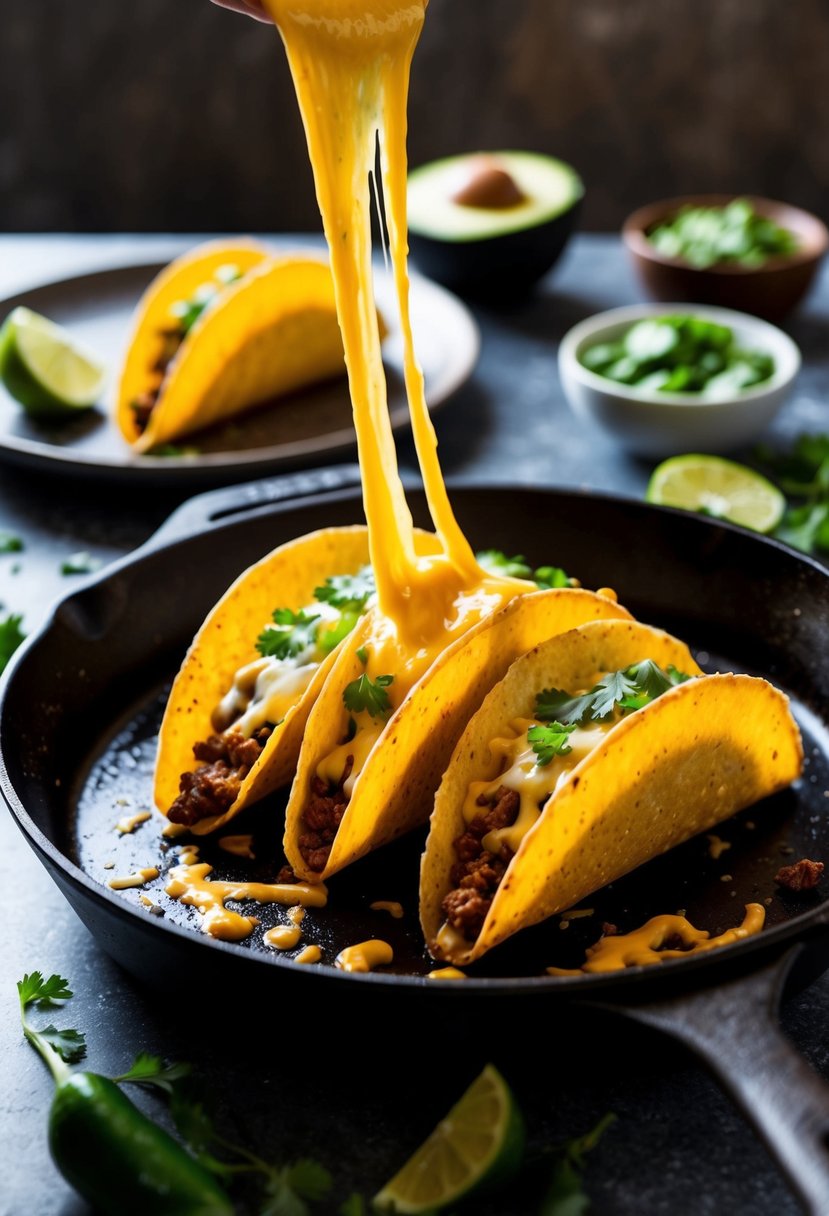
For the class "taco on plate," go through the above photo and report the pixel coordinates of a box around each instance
[420,617,803,966]
[116,241,362,452]
[282,586,632,882]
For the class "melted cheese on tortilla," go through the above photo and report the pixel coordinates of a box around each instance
[261,0,527,661]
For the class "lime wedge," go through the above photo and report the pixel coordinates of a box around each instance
[646,454,786,534]
[0,307,106,416]
[373,1064,525,1213]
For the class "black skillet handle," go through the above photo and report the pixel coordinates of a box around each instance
[149,464,366,548]
[618,945,829,1215]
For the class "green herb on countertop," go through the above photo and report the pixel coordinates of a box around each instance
[648,199,798,269]
[537,1113,617,1216]
[754,433,829,555]
[60,551,103,576]
[0,611,26,674]
[580,315,775,397]
[18,971,234,1216]
[0,531,23,554]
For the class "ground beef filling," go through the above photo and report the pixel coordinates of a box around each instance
[168,725,272,826]
[441,786,519,941]
[775,858,824,892]
[131,327,185,435]
[298,756,354,872]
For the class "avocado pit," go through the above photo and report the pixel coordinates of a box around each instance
[451,158,528,211]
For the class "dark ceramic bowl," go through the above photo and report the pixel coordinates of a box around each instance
[623,195,828,321]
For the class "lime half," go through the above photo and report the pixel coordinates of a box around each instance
[647,454,786,534]
[373,1064,525,1213]
[0,307,106,416]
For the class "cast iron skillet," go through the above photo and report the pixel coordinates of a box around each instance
[2,466,829,1212]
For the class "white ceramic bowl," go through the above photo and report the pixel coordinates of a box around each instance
[558,303,801,457]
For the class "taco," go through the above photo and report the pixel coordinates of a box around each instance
[156,525,438,837]
[116,241,362,452]
[282,586,632,882]
[420,618,803,966]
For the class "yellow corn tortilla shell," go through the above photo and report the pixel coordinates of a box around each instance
[156,525,440,836]
[117,239,271,444]
[283,587,632,881]
[420,618,803,965]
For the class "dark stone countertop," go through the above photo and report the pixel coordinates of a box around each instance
[1,234,828,1216]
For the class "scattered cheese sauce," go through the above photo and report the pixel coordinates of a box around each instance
[427,967,467,981]
[260,0,532,797]
[161,820,189,839]
[335,939,394,973]
[107,867,159,890]
[464,715,615,857]
[264,924,304,950]
[295,945,323,965]
[164,861,327,941]
[287,905,306,926]
[370,900,404,919]
[546,904,766,976]
[218,834,256,860]
[707,834,732,860]
[114,810,152,835]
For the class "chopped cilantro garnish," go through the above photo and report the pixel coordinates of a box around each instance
[0,532,23,554]
[318,610,361,656]
[60,551,102,576]
[536,659,691,727]
[257,608,321,660]
[476,550,570,589]
[0,612,26,674]
[355,646,368,665]
[343,672,394,719]
[314,566,376,611]
[528,722,577,766]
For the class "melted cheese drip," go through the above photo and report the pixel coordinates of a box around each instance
[114,810,152,835]
[335,939,394,972]
[287,905,306,925]
[295,945,323,965]
[465,717,614,857]
[546,904,766,976]
[264,924,304,950]
[427,967,467,981]
[262,0,527,655]
[165,862,327,941]
[217,656,317,737]
[107,867,159,890]
[218,834,256,859]
[317,721,384,792]
[370,900,404,918]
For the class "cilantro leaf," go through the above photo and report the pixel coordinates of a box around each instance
[477,550,571,589]
[528,722,577,766]
[534,565,570,590]
[343,672,394,719]
[260,1162,332,1216]
[775,502,829,554]
[314,567,376,610]
[536,661,691,726]
[476,550,533,579]
[116,1052,191,1093]
[0,612,25,675]
[38,1025,87,1064]
[171,1087,217,1156]
[257,609,321,660]
[17,972,73,1008]
[0,531,23,554]
[61,551,103,576]
[539,1114,616,1216]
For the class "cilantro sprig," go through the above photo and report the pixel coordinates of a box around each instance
[539,1113,616,1215]
[528,722,577,766]
[0,611,26,675]
[477,550,570,589]
[343,672,394,719]
[314,566,376,611]
[18,972,86,1084]
[536,660,691,727]
[257,609,321,660]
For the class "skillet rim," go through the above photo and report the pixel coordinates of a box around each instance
[1,483,828,997]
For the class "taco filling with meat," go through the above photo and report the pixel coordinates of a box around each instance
[168,564,378,829]
[420,618,803,967]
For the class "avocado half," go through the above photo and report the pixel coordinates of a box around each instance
[407,151,584,297]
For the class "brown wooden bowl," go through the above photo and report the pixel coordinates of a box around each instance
[623,195,828,321]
